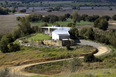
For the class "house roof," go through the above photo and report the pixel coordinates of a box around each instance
[52,28,70,35]
[41,26,70,30]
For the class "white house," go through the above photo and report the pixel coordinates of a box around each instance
[41,26,70,35]
[52,28,70,40]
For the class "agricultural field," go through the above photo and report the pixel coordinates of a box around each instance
[0,14,29,35]
[31,18,93,27]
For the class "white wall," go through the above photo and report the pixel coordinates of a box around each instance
[52,32,59,40]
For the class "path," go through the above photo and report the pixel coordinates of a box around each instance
[9,40,111,77]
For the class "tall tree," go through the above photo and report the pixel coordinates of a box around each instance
[72,11,80,24]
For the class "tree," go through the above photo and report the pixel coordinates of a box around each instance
[86,15,99,22]
[79,27,94,40]
[41,22,48,27]
[54,5,61,11]
[67,23,75,27]
[0,7,9,15]
[0,40,9,53]
[16,16,21,21]
[112,15,116,20]
[81,14,88,21]
[94,18,108,30]
[101,15,111,21]
[28,13,42,22]
[47,9,52,12]
[8,43,20,52]
[12,6,16,13]
[0,33,14,53]
[69,28,79,39]
[84,54,96,62]
[64,13,71,19]
[12,28,21,40]
[59,16,66,21]
[18,17,32,36]
[72,11,80,24]
[19,9,26,13]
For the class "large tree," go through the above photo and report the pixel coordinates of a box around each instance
[94,18,108,30]
[69,27,79,39]
[72,11,80,24]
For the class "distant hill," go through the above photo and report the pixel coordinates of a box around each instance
[0,0,116,2]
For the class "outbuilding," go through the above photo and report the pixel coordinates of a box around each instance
[52,28,70,40]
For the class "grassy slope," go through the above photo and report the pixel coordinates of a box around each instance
[0,45,95,66]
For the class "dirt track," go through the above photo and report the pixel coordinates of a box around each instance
[9,40,111,77]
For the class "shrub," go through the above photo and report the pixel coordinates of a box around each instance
[66,44,70,50]
[84,54,99,62]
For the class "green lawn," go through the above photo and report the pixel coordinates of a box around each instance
[31,18,93,27]
[28,33,51,41]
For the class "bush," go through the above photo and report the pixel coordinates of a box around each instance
[19,9,26,13]
[41,22,48,27]
[66,44,70,50]
[112,15,116,20]
[84,54,101,62]
[67,23,75,27]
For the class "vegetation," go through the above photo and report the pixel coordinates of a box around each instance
[94,18,108,30]
[0,7,9,15]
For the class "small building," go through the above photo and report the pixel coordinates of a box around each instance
[52,28,70,40]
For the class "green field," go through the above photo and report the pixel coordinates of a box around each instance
[28,33,51,41]
[31,18,93,27]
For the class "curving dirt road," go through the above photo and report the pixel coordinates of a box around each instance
[9,40,111,77]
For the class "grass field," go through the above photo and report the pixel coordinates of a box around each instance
[31,18,93,27]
